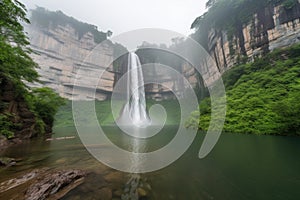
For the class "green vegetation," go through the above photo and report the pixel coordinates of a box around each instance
[0,113,15,138]
[54,100,180,128]
[186,44,300,135]
[26,88,66,133]
[0,0,38,87]
[30,7,110,43]
[0,0,65,139]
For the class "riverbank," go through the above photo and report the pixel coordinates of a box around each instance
[0,127,154,200]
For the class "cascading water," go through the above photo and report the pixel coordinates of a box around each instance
[118,52,151,127]
[117,52,151,199]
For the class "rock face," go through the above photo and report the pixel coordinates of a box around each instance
[25,169,86,200]
[26,24,115,101]
[26,23,197,101]
[206,2,300,74]
[0,169,86,200]
[24,4,300,100]
[143,63,198,100]
[0,76,40,144]
[0,157,16,167]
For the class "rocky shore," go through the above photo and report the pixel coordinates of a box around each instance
[0,166,152,200]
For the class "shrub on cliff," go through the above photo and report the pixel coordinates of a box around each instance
[187,44,300,135]
[26,88,65,133]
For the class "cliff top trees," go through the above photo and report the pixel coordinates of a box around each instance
[192,0,299,37]
[30,7,109,44]
[191,0,300,57]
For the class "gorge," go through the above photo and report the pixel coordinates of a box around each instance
[192,0,300,72]
[25,2,300,101]
[1,0,300,199]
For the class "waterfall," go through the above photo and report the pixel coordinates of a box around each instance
[118,52,151,127]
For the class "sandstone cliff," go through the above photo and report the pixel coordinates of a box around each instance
[193,0,300,83]
[25,20,195,101]
[0,76,41,150]
[26,23,115,101]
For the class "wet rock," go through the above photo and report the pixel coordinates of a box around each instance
[113,189,123,197]
[25,169,86,200]
[144,183,151,190]
[60,171,111,200]
[0,136,9,151]
[11,137,23,145]
[0,157,16,167]
[104,171,124,184]
[0,169,40,193]
[137,187,147,197]
[55,158,67,164]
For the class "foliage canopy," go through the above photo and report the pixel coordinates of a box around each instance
[186,44,300,135]
[30,7,110,44]
[0,0,65,138]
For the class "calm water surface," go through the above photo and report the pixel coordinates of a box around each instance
[1,126,300,200]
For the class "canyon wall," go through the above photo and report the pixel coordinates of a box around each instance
[26,24,115,100]
[207,2,300,75]
[26,23,195,101]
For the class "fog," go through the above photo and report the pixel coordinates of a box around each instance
[20,0,206,37]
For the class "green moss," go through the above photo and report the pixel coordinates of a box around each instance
[0,113,14,138]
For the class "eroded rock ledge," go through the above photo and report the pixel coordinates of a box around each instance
[0,169,86,200]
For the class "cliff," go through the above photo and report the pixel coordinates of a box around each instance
[192,0,300,76]
[0,76,41,150]
[25,23,115,101]
[26,8,196,101]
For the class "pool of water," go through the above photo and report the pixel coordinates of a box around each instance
[1,126,300,199]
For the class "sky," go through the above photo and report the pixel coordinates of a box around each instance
[19,0,206,38]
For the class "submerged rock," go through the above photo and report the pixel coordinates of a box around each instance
[98,187,112,200]
[137,187,147,197]
[104,171,125,185]
[113,189,123,197]
[0,136,9,151]
[0,157,16,167]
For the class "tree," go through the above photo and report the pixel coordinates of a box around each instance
[106,30,113,38]
[0,0,38,87]
[27,88,66,132]
[30,7,108,44]
[0,0,65,137]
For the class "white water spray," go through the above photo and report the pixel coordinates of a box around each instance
[118,52,151,127]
